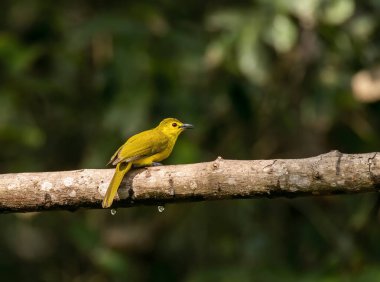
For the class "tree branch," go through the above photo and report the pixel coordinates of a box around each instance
[1,151,380,213]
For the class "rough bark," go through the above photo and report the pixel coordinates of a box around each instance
[0,151,379,213]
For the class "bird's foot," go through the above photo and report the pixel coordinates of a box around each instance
[151,162,163,167]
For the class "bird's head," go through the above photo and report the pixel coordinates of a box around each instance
[157,118,194,137]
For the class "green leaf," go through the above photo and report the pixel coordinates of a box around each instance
[265,15,298,53]
[321,0,355,25]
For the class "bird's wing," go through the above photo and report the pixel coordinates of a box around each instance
[109,129,169,166]
[107,145,123,166]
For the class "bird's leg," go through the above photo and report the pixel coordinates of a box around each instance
[133,162,163,168]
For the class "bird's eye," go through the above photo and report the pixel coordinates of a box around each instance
[172,122,177,127]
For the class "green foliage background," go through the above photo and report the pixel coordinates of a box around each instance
[1,0,380,281]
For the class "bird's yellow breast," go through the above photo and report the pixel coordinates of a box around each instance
[132,136,177,166]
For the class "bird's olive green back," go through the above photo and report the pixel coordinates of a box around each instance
[109,129,169,165]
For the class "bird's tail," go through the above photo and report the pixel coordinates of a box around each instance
[102,162,132,208]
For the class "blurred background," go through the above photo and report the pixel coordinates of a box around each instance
[1,0,380,281]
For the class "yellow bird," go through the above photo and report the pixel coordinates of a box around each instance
[102,118,194,208]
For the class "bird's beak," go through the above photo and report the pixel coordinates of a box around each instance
[179,123,194,129]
